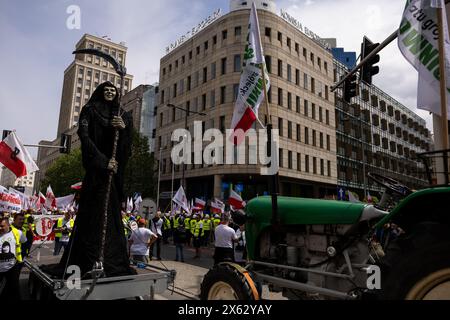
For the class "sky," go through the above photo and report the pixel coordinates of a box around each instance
[0,0,432,159]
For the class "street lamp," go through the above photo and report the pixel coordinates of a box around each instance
[166,103,206,193]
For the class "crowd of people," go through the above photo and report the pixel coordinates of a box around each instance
[122,209,246,265]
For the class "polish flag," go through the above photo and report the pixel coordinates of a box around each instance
[228,190,245,210]
[71,182,83,190]
[211,199,225,214]
[38,192,46,205]
[194,198,206,209]
[0,131,39,178]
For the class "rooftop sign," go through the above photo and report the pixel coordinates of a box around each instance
[280,9,331,50]
[165,9,222,55]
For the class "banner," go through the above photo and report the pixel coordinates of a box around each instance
[398,0,450,117]
[0,190,22,212]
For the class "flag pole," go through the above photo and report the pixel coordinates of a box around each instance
[260,61,279,226]
[437,6,450,150]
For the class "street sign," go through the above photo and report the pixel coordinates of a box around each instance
[337,187,346,201]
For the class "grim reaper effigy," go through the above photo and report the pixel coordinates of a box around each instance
[44,49,135,279]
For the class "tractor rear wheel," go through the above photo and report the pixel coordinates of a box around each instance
[200,263,259,300]
[379,222,450,300]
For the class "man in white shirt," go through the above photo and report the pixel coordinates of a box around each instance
[128,219,157,264]
[213,213,238,265]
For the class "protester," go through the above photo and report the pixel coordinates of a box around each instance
[173,217,186,262]
[192,214,204,259]
[150,211,163,260]
[0,217,22,300]
[213,213,238,265]
[128,219,157,264]
[53,211,74,256]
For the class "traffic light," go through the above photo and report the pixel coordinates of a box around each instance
[343,73,358,103]
[60,133,72,154]
[2,130,11,140]
[360,36,380,84]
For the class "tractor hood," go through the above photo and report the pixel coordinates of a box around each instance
[245,196,366,225]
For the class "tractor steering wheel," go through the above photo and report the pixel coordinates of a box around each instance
[367,172,413,197]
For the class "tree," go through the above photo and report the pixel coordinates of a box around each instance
[123,130,156,199]
[40,148,84,196]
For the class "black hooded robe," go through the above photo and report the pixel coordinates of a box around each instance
[46,82,135,277]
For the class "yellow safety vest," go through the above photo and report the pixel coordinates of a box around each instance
[122,217,130,236]
[193,221,204,237]
[184,218,191,231]
[213,219,221,229]
[23,214,31,233]
[55,218,74,238]
[173,217,180,229]
[202,219,211,231]
[164,217,171,230]
[190,219,197,235]
[11,227,22,263]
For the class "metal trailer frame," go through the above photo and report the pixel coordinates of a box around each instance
[25,261,176,300]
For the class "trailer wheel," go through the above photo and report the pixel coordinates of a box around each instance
[200,263,260,300]
[379,222,450,300]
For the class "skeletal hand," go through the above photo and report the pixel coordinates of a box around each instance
[111,116,126,130]
[108,159,118,173]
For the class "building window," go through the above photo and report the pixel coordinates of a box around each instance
[210,90,216,107]
[278,118,283,136]
[319,107,323,122]
[304,73,308,89]
[203,67,207,83]
[201,94,206,110]
[305,155,309,173]
[196,46,200,55]
[313,157,317,174]
[320,132,324,148]
[326,110,330,125]
[287,64,292,82]
[221,57,227,75]
[265,55,272,73]
[189,51,192,59]
[233,84,239,101]
[220,116,225,133]
[278,88,283,106]
[278,59,283,77]
[310,52,315,65]
[277,31,282,43]
[295,69,300,86]
[220,86,226,104]
[312,130,316,146]
[297,153,301,171]
[204,41,208,51]
[303,48,307,59]
[187,76,191,91]
[304,99,309,116]
[211,62,216,79]
[288,121,292,139]
[327,135,330,151]
[296,124,301,141]
[305,127,309,144]
[312,103,316,120]
[279,148,283,168]
[235,26,242,36]
[320,159,324,176]
[175,60,179,68]
[173,83,177,98]
[287,37,291,49]
[288,151,293,169]
[234,55,242,72]
[327,160,331,176]
[296,96,300,113]
[265,27,271,38]
[222,29,228,40]
[311,77,315,94]
[287,92,292,110]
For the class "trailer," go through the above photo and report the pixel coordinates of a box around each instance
[25,260,176,300]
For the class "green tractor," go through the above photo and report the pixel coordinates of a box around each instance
[200,150,450,300]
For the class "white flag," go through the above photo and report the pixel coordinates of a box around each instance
[56,194,75,210]
[230,2,270,144]
[398,0,450,117]
[172,186,190,213]
[348,191,361,203]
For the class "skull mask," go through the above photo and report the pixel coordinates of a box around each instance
[103,86,117,102]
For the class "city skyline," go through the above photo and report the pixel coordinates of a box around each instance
[0,0,432,159]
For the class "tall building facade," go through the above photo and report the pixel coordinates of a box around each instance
[334,60,433,196]
[36,34,134,191]
[156,2,338,200]
[121,84,159,153]
[57,34,133,136]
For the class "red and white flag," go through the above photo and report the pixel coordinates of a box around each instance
[0,131,38,178]
[71,182,82,190]
[194,198,206,209]
[172,186,190,213]
[230,2,270,144]
[211,198,225,214]
[38,192,46,206]
[45,185,56,209]
[229,190,245,210]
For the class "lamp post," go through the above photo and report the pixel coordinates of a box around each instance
[167,103,206,194]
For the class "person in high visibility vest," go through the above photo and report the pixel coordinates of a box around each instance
[202,214,212,246]
[22,211,35,258]
[184,213,191,246]
[162,213,172,244]
[53,211,74,256]
[122,211,131,239]
[0,216,25,300]
[192,214,204,258]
